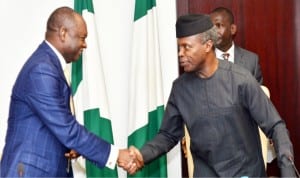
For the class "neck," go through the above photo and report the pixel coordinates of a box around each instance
[218,41,233,52]
[196,57,219,78]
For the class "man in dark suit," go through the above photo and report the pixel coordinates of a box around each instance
[128,14,296,177]
[210,7,263,84]
[0,6,136,177]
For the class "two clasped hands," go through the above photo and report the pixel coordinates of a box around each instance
[65,146,144,175]
[117,146,144,174]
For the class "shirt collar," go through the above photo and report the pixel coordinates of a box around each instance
[215,43,235,63]
[45,40,66,70]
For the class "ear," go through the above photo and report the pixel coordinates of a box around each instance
[205,40,214,52]
[230,24,237,36]
[58,27,67,41]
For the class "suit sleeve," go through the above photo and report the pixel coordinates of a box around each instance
[25,62,112,168]
[140,87,183,164]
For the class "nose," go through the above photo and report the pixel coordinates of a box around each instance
[178,47,184,58]
[216,28,222,36]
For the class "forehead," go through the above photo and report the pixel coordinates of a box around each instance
[211,12,230,22]
[72,15,87,34]
[177,33,202,44]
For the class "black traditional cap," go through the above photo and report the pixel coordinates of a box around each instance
[176,14,213,38]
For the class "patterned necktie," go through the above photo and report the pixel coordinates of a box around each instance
[222,53,230,61]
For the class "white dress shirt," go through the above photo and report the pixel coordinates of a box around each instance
[215,43,235,63]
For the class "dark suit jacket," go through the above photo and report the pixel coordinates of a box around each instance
[0,41,111,177]
[234,46,263,84]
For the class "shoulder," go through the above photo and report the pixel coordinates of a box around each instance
[219,59,254,81]
[31,42,60,68]
[18,43,62,81]
[235,45,258,58]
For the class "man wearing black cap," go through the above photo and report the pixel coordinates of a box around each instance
[127,14,296,177]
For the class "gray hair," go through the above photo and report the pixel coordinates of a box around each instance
[199,26,219,46]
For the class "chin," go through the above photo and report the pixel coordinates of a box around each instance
[183,68,193,73]
[216,41,223,48]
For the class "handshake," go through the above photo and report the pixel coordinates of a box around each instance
[65,146,144,175]
[118,146,144,175]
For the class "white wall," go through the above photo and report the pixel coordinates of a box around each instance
[0,0,180,177]
[0,0,73,157]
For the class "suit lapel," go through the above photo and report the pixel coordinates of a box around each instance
[234,46,245,66]
[42,42,70,88]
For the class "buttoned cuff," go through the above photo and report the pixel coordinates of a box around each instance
[105,145,118,169]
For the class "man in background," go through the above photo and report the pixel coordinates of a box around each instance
[210,7,263,84]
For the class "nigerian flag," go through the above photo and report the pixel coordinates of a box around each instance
[128,0,167,177]
[72,0,118,177]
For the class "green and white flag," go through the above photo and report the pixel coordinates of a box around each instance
[72,0,117,177]
[128,0,167,177]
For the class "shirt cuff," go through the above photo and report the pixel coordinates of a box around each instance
[105,145,118,169]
